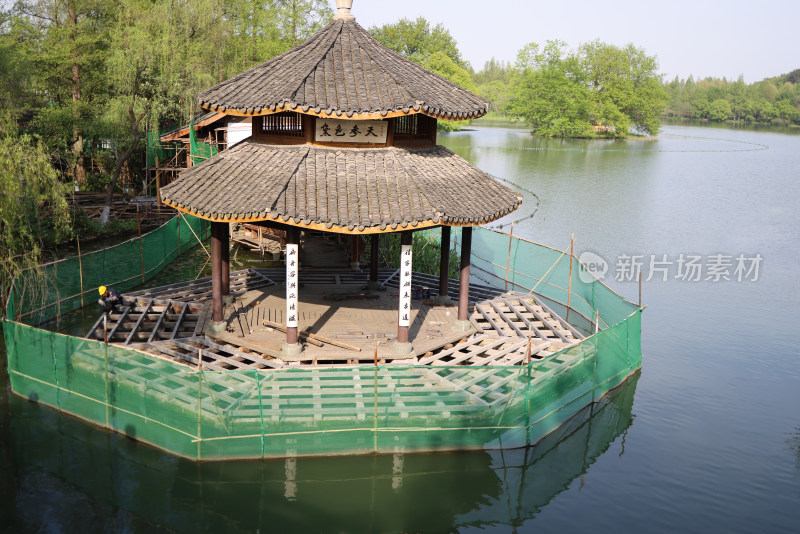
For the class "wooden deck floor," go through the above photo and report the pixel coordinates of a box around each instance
[90,266,586,370]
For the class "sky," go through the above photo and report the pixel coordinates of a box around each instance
[348,0,798,82]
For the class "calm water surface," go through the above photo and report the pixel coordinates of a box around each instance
[2,124,799,533]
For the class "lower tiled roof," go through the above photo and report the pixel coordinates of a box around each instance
[160,141,521,232]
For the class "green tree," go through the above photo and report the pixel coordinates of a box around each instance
[507,41,594,137]
[707,98,732,121]
[276,0,332,46]
[508,40,664,137]
[0,134,70,315]
[369,17,474,131]
[578,40,666,135]
[369,16,469,69]
[473,58,516,114]
[11,0,113,185]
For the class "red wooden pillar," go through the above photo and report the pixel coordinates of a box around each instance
[369,234,380,288]
[457,227,473,328]
[283,227,301,354]
[221,222,230,298]
[350,235,360,270]
[210,222,224,328]
[436,226,452,304]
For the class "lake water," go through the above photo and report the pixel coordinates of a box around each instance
[2,123,799,533]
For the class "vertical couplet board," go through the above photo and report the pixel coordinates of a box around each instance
[399,244,412,327]
[286,243,299,328]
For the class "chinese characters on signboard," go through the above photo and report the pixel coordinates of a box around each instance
[315,118,387,143]
[399,244,412,327]
[286,244,299,328]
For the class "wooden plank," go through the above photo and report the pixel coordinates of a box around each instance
[516,298,571,343]
[500,297,549,340]
[85,312,107,340]
[466,339,528,366]
[147,304,169,343]
[170,339,252,370]
[170,302,188,340]
[431,338,508,366]
[192,303,210,337]
[106,305,131,341]
[529,294,585,339]
[262,319,324,347]
[380,268,400,287]
[417,335,487,365]
[145,343,226,371]
[474,303,508,337]
[125,300,153,345]
[488,300,527,337]
[202,334,285,368]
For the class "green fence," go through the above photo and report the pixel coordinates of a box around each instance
[7,215,209,326]
[3,225,642,460]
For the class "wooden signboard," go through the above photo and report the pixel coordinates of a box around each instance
[315,118,388,144]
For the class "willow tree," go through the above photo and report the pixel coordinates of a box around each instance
[0,134,70,316]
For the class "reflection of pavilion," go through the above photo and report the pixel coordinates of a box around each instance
[157,0,531,362]
[6,364,639,533]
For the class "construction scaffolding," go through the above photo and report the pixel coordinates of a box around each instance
[3,221,642,460]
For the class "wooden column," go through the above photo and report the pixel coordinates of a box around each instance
[211,222,224,323]
[457,227,473,323]
[370,234,380,283]
[438,226,451,299]
[285,227,300,347]
[350,235,360,270]
[397,231,413,345]
[221,222,230,296]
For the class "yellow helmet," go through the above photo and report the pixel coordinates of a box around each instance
[99,285,107,295]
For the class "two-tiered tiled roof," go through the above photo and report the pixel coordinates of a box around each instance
[197,19,489,121]
[161,2,521,233]
[161,143,521,231]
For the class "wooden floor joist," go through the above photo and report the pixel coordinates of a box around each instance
[85,268,586,371]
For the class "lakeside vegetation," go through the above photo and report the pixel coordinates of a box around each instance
[662,71,800,125]
[1,3,797,299]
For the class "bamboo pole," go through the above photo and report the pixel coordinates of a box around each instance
[155,156,161,204]
[184,216,210,258]
[505,222,514,291]
[77,237,84,308]
[137,204,145,284]
[525,336,532,364]
[566,234,574,322]
[178,213,182,256]
[638,272,642,308]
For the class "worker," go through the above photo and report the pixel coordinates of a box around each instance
[98,285,125,313]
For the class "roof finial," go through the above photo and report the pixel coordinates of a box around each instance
[334,0,355,20]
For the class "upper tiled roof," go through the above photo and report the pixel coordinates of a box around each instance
[160,141,521,232]
[197,20,489,121]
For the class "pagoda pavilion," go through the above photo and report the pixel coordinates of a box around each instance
[160,0,521,358]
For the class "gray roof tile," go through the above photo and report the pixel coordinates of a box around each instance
[160,141,521,230]
[197,20,489,120]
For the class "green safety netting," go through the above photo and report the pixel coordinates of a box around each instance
[146,130,182,168]
[3,224,642,460]
[189,115,218,166]
[7,215,209,326]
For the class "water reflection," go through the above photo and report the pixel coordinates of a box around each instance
[2,370,638,533]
